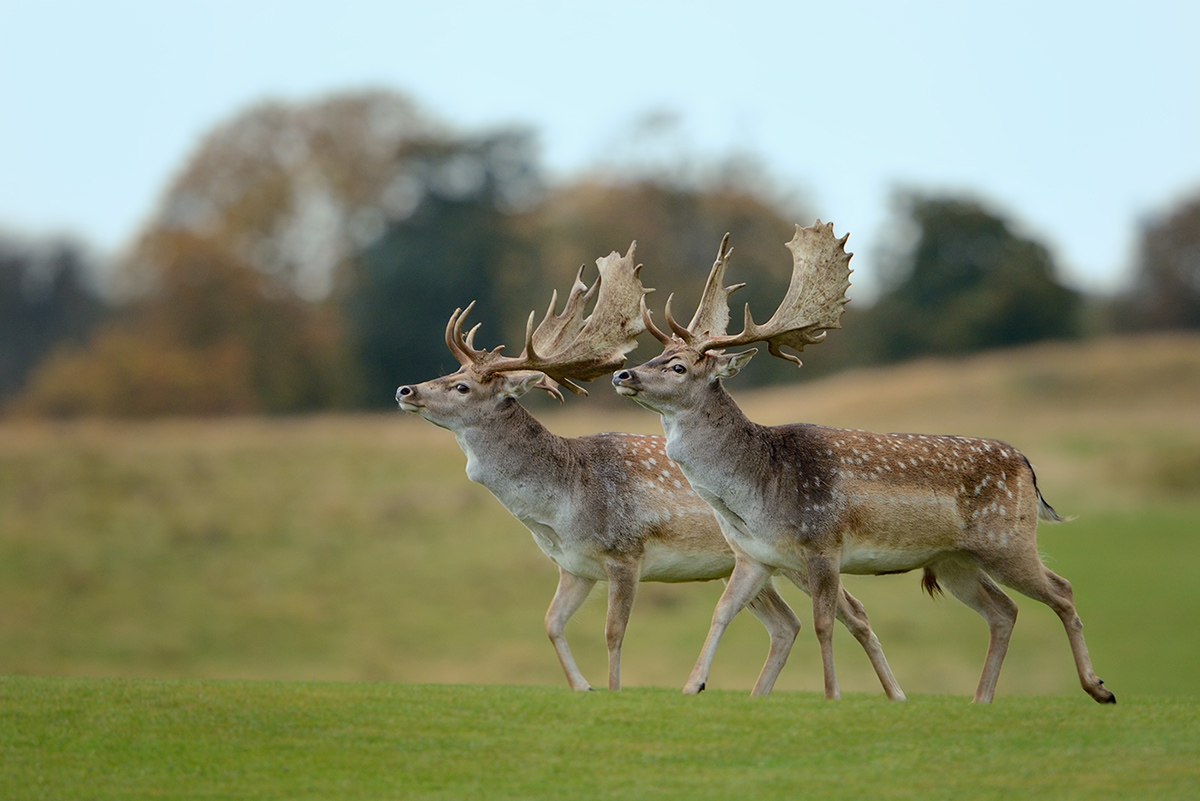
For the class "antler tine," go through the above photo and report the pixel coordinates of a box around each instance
[479,241,652,392]
[463,322,484,352]
[644,294,675,345]
[528,264,594,362]
[696,221,852,366]
[445,302,481,367]
[685,232,745,339]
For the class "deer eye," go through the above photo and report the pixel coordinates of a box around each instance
[454,383,470,394]
[672,364,686,374]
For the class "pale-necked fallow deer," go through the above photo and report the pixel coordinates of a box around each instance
[396,244,905,698]
[613,222,1114,704]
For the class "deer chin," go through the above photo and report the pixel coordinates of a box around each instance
[613,384,639,397]
[397,400,422,413]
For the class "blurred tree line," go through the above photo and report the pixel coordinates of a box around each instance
[3,89,1199,417]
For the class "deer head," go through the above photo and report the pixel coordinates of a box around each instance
[398,243,651,429]
[613,221,851,413]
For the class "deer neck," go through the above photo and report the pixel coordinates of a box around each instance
[453,399,570,498]
[659,381,757,474]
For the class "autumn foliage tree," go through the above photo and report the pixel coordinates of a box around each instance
[15,91,439,416]
[16,230,353,416]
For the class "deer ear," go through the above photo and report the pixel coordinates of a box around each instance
[499,371,547,399]
[714,348,757,379]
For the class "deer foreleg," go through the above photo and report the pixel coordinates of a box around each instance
[684,557,773,695]
[545,568,597,691]
[604,559,640,692]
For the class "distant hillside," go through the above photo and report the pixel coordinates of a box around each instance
[740,331,1200,431]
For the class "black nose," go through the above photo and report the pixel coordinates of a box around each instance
[396,386,413,401]
[614,370,632,382]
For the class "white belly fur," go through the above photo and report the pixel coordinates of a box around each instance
[640,541,734,582]
[839,541,948,575]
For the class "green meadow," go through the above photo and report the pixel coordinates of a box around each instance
[3,678,1197,800]
[2,333,1199,797]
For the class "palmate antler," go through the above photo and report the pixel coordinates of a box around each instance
[645,221,852,366]
[446,242,651,397]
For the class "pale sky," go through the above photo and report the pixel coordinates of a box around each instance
[2,0,1198,296]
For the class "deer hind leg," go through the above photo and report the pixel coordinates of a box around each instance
[931,558,1019,703]
[743,580,802,697]
[545,568,597,691]
[684,557,773,695]
[780,569,907,701]
[982,553,1116,704]
[804,550,843,700]
[603,559,641,692]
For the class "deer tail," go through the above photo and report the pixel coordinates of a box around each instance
[1026,456,1075,523]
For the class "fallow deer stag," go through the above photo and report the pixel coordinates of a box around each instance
[396,244,905,698]
[613,222,1114,704]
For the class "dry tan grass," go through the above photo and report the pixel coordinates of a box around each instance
[2,333,1197,696]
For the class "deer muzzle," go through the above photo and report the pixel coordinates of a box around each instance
[396,385,422,411]
[611,369,640,396]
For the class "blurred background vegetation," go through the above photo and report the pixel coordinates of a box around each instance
[3,88,1199,416]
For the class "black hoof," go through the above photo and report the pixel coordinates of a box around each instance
[698,682,706,693]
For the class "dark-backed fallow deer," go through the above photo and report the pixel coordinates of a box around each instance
[613,222,1114,704]
[396,244,905,698]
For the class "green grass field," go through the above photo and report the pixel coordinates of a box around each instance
[2,334,1200,797]
[3,678,1198,800]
